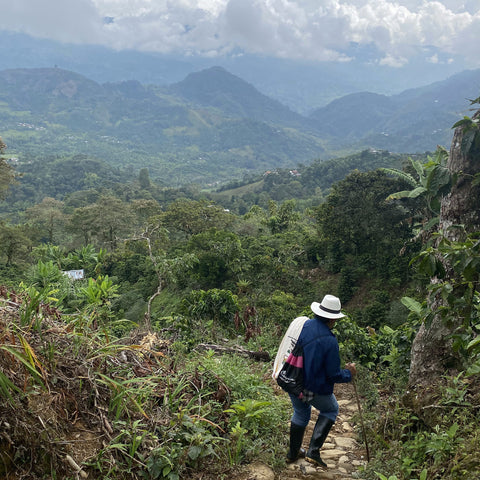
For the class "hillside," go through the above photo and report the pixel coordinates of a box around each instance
[309,68,480,152]
[0,68,326,185]
[0,31,467,114]
[1,66,479,187]
[1,97,480,480]
[167,66,310,129]
[308,92,396,138]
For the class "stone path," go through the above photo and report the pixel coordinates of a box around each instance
[237,383,368,480]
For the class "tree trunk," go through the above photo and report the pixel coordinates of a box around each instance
[408,109,480,391]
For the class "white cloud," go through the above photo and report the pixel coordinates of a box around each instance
[0,0,104,43]
[0,0,479,66]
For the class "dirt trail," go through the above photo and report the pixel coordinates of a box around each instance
[237,383,368,480]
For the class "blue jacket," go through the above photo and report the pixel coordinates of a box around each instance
[296,317,352,394]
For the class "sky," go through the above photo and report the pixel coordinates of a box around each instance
[1,0,479,69]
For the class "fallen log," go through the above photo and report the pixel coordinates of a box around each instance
[195,343,271,362]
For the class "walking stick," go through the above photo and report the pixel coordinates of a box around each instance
[352,377,370,462]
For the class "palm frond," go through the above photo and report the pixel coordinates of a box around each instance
[380,168,417,187]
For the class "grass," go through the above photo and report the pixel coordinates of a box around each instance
[0,285,290,479]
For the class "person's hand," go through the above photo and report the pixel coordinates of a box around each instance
[345,362,357,377]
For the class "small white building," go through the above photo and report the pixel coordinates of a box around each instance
[63,269,85,280]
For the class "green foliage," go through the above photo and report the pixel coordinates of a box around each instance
[301,150,407,194]
[0,222,33,270]
[6,349,45,393]
[96,374,151,420]
[145,447,180,480]
[191,353,290,464]
[27,259,63,290]
[179,288,239,329]
[185,228,243,289]
[224,399,272,436]
[265,199,299,234]
[402,423,462,477]
[314,169,417,282]
[375,323,417,386]
[255,290,301,332]
[0,367,21,405]
[215,150,409,213]
[383,147,451,231]
[153,288,241,348]
[225,421,248,466]
[361,367,480,480]
[79,275,120,323]
[375,470,427,480]
[0,137,16,200]
[335,315,417,387]
[452,112,480,156]
[408,232,480,373]
[18,281,59,330]
[94,419,168,478]
[68,245,106,274]
[1,95,479,479]
[2,154,127,212]
[80,275,119,306]
[197,353,271,400]
[161,199,233,237]
[26,197,67,244]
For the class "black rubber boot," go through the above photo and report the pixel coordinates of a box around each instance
[305,415,334,467]
[286,423,306,463]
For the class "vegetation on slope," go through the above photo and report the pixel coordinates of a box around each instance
[2,66,479,188]
[0,100,480,480]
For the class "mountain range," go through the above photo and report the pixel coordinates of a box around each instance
[1,64,479,186]
[0,31,469,114]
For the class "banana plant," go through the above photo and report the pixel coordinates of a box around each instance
[381,146,452,231]
[80,275,119,306]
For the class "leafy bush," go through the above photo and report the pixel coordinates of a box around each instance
[178,288,239,331]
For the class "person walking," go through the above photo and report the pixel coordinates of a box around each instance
[284,294,356,467]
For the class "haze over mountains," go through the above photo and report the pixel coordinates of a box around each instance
[1,32,480,186]
[0,31,471,114]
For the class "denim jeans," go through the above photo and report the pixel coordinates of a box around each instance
[289,392,339,426]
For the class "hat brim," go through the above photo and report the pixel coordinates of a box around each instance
[311,301,345,319]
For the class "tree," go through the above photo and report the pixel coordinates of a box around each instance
[186,229,243,289]
[138,168,151,190]
[314,170,415,277]
[0,222,32,267]
[70,195,135,250]
[382,147,451,232]
[180,288,239,328]
[130,199,161,228]
[266,199,299,234]
[408,105,480,392]
[0,137,16,200]
[26,197,67,244]
[161,199,233,237]
[68,204,98,246]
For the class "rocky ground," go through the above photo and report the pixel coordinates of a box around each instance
[234,383,369,480]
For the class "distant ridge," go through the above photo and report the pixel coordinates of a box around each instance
[309,92,395,138]
[308,68,480,152]
[0,68,106,108]
[0,65,479,185]
[0,30,468,114]
[168,66,309,129]
[0,66,325,185]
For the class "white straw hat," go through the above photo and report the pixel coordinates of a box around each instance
[311,294,345,319]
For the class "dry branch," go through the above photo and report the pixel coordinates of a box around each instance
[195,343,271,362]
